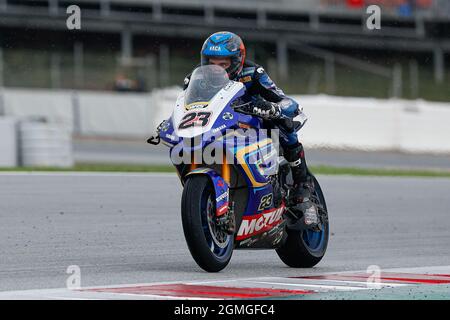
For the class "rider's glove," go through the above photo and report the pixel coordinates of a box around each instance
[253,100,282,119]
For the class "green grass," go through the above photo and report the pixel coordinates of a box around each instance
[1,163,450,178]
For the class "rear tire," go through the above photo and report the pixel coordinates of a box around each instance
[276,174,329,268]
[181,175,233,272]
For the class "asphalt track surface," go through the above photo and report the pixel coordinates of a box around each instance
[1,173,450,298]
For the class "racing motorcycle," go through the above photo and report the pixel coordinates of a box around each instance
[148,65,329,272]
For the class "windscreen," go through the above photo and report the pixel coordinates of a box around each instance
[185,65,230,107]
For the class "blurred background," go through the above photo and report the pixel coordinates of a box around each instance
[0,0,449,170]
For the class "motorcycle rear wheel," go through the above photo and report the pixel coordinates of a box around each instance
[276,174,329,268]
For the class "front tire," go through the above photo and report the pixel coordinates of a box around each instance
[181,175,233,272]
[276,174,329,268]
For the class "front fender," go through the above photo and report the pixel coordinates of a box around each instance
[185,168,229,217]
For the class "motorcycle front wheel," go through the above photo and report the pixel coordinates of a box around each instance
[181,175,234,272]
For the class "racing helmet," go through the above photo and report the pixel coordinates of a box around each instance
[201,31,246,80]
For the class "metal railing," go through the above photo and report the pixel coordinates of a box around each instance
[2,0,448,19]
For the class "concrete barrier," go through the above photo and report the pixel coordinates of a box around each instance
[19,120,73,168]
[295,95,450,154]
[77,91,153,138]
[150,87,183,132]
[396,100,450,154]
[2,88,450,154]
[2,88,74,131]
[0,117,17,167]
[296,95,397,151]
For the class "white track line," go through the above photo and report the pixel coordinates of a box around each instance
[185,277,273,285]
[306,279,408,287]
[1,265,448,299]
[97,293,219,300]
[247,281,367,291]
[42,296,102,300]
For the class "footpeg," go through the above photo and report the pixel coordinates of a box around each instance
[285,200,321,231]
[304,204,319,226]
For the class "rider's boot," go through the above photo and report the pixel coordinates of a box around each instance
[284,142,319,226]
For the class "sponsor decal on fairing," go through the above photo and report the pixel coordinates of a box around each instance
[236,205,285,240]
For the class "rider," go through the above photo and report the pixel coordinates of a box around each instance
[183,31,315,211]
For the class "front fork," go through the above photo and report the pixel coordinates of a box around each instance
[184,167,235,234]
[216,201,235,235]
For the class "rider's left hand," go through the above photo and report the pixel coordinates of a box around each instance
[252,100,281,119]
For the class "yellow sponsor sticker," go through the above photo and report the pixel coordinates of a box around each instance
[239,76,252,83]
